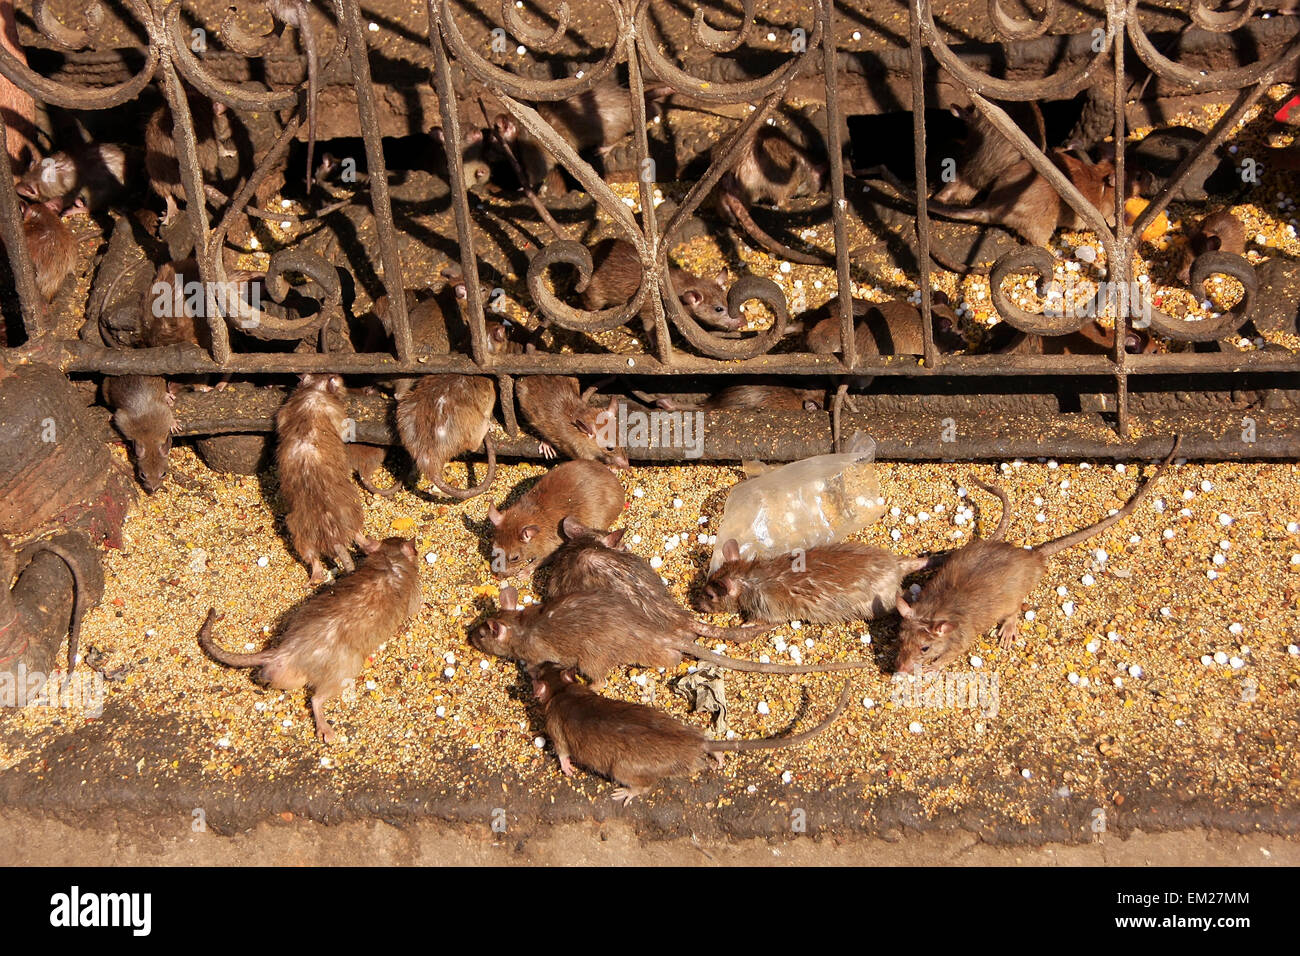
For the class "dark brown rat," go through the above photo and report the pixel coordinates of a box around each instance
[432,125,492,192]
[197,536,422,742]
[394,373,498,500]
[926,149,1118,250]
[802,295,966,358]
[103,375,178,494]
[515,376,629,467]
[548,517,770,642]
[471,585,872,689]
[933,101,1046,205]
[15,199,77,301]
[530,662,851,803]
[656,385,826,412]
[988,320,1155,356]
[578,237,742,335]
[275,373,376,583]
[17,143,128,212]
[894,435,1181,675]
[265,0,323,191]
[698,539,931,624]
[1177,209,1245,286]
[487,459,625,578]
[144,95,235,223]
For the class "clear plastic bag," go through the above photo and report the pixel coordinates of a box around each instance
[709,432,885,571]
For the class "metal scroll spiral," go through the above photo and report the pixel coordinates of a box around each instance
[501,1,817,359]
[0,0,158,110]
[225,249,343,344]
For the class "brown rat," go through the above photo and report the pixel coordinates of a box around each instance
[394,373,498,500]
[102,375,178,494]
[347,442,395,496]
[265,0,322,191]
[988,320,1155,356]
[493,81,644,194]
[894,435,1181,675]
[432,125,492,192]
[655,385,826,412]
[197,536,422,742]
[547,517,770,642]
[926,149,1118,249]
[802,295,966,358]
[515,375,629,467]
[698,539,932,624]
[15,199,77,301]
[471,585,872,690]
[144,95,235,223]
[933,101,1046,204]
[530,661,851,803]
[275,373,376,583]
[1177,209,1245,286]
[17,143,128,212]
[487,459,625,578]
[578,237,742,335]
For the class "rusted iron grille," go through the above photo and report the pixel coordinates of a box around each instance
[1,0,1298,452]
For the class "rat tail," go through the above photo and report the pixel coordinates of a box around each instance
[718,190,832,266]
[708,682,851,752]
[426,437,497,501]
[971,480,1012,541]
[1036,435,1181,558]
[687,645,871,675]
[198,608,271,669]
[690,619,772,643]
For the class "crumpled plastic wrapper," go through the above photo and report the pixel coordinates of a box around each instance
[671,665,728,736]
[709,432,885,571]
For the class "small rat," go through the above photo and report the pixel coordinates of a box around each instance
[275,373,376,583]
[15,199,77,301]
[493,81,643,194]
[801,294,966,357]
[1176,209,1245,286]
[487,459,625,578]
[515,376,629,467]
[988,320,1154,356]
[394,374,498,500]
[933,101,1046,205]
[655,385,826,412]
[715,127,828,266]
[197,536,422,742]
[894,435,1181,675]
[17,143,128,212]
[547,517,770,641]
[926,149,1118,249]
[698,539,932,624]
[144,95,235,223]
[432,125,492,192]
[577,237,742,334]
[102,375,178,494]
[471,585,872,689]
[265,0,321,191]
[530,661,851,803]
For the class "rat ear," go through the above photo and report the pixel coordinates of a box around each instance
[574,417,596,438]
[520,524,540,542]
[562,668,578,684]
[487,504,504,527]
[722,538,741,562]
[934,620,956,637]
[560,515,586,539]
[603,528,626,549]
[499,586,518,610]
[494,114,516,139]
[464,127,483,145]
[715,266,730,285]
[360,538,382,555]
[896,594,914,618]
[1207,235,1222,251]
[400,539,417,560]
[682,289,703,308]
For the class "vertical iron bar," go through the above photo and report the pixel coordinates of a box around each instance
[910,0,937,369]
[337,0,412,362]
[820,0,856,370]
[0,113,44,338]
[1111,0,1129,439]
[430,0,486,366]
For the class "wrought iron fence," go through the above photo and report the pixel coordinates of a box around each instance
[1,0,1298,458]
